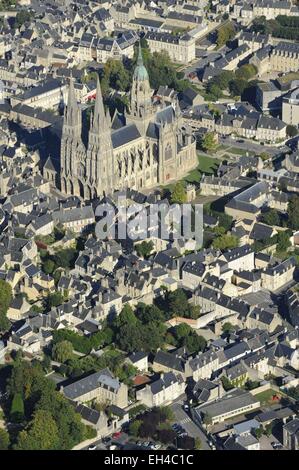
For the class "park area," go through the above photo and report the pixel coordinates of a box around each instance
[184,153,220,185]
[254,389,282,406]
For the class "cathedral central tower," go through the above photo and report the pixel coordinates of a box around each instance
[127,43,155,134]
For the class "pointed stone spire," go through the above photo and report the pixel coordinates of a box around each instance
[92,75,107,133]
[65,73,80,127]
[105,108,111,128]
[137,40,143,67]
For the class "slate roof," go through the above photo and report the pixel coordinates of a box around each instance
[149,372,183,395]
[111,124,141,148]
[63,368,120,400]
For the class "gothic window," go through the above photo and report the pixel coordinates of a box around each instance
[153,143,158,162]
[79,162,85,178]
[146,142,150,166]
[165,143,172,161]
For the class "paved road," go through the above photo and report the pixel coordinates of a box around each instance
[219,136,289,157]
[171,402,211,450]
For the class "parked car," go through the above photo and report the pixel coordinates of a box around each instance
[102,437,111,444]
[272,442,283,449]
[112,431,122,439]
[88,445,97,450]
[172,423,180,430]
[152,443,161,450]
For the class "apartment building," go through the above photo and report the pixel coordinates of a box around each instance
[62,368,128,408]
[261,257,296,291]
[145,32,196,64]
[270,42,299,73]
[282,87,299,125]
[136,372,185,407]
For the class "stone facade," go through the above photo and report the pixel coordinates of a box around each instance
[58,45,197,199]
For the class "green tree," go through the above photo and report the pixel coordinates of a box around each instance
[14,11,32,29]
[103,59,130,91]
[235,64,257,81]
[158,428,176,444]
[46,292,64,309]
[252,16,273,34]
[259,152,271,161]
[52,340,73,363]
[10,392,25,423]
[286,125,298,137]
[0,279,12,332]
[52,248,78,270]
[212,70,234,89]
[171,181,187,204]
[183,333,206,353]
[221,376,234,391]
[229,78,248,96]
[0,428,9,450]
[262,209,280,226]
[129,419,142,437]
[276,230,291,252]
[213,234,238,250]
[0,280,12,315]
[203,412,212,425]
[42,354,51,373]
[199,132,218,152]
[42,259,55,275]
[15,410,60,450]
[35,391,86,449]
[174,322,192,340]
[222,322,235,334]
[264,423,273,437]
[136,303,165,323]
[195,437,201,450]
[167,289,190,317]
[216,23,236,47]
[135,241,154,258]
[254,426,264,439]
[206,82,223,100]
[288,195,299,230]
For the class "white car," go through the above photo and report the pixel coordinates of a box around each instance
[88,445,97,450]
[152,444,161,450]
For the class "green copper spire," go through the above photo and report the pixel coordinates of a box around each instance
[134,41,149,81]
[137,41,143,66]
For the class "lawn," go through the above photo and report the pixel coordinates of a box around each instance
[227,147,256,156]
[197,154,220,173]
[216,144,230,151]
[254,389,281,406]
[184,154,219,185]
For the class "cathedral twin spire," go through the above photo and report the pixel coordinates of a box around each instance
[91,76,111,134]
[64,74,81,134]
[64,72,110,137]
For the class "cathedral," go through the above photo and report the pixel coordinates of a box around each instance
[56,45,197,200]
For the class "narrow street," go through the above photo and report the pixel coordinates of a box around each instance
[171,402,211,450]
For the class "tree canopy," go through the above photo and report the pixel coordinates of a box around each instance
[199,132,218,152]
[0,279,12,332]
[7,360,88,450]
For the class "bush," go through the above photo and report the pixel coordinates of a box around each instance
[0,428,10,450]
